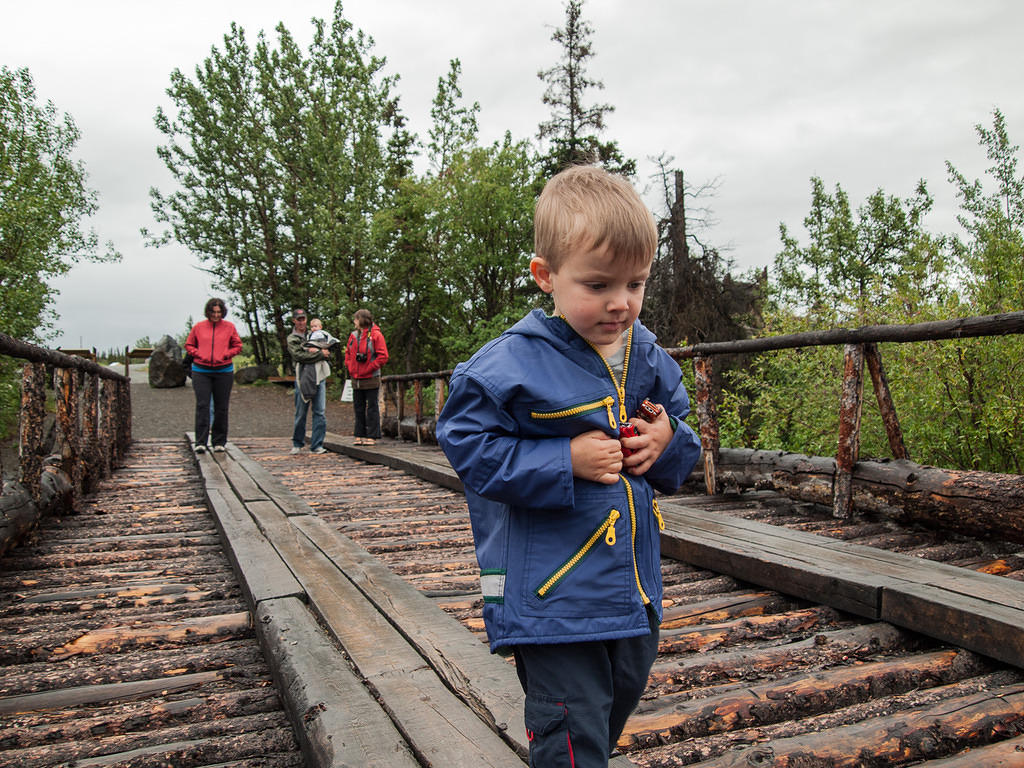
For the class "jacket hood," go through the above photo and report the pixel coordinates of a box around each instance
[508,308,659,351]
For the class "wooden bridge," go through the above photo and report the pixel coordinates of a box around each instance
[2,315,1024,767]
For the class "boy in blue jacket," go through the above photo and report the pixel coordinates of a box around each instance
[437,164,702,767]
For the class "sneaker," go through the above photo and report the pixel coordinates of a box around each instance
[311,447,327,454]
[195,445,207,454]
[212,445,226,453]
[289,446,302,455]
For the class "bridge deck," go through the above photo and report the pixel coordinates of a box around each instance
[3,435,1024,766]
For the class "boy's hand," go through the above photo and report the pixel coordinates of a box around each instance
[621,405,673,476]
[570,430,623,485]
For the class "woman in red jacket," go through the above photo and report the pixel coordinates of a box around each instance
[184,298,243,453]
[345,308,389,445]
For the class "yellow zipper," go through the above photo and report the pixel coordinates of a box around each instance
[652,498,665,531]
[531,396,617,430]
[535,508,621,598]
[585,326,634,424]
[621,475,651,605]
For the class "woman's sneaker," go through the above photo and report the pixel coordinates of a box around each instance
[195,445,207,454]
[213,445,226,453]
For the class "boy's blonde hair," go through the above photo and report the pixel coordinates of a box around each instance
[534,165,657,272]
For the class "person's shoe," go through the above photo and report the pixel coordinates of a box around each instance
[289,446,302,455]
[311,447,327,454]
[364,439,376,446]
[195,444,207,454]
[212,445,226,453]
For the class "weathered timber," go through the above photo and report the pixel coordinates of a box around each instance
[694,355,719,495]
[0,670,224,715]
[256,596,420,768]
[865,342,909,460]
[668,310,1024,358]
[48,611,251,659]
[659,500,1024,668]
[689,682,1024,767]
[923,735,1024,765]
[834,343,864,519]
[658,591,798,629]
[647,621,928,691]
[658,607,845,654]
[713,447,1024,543]
[622,648,991,748]
[18,361,47,499]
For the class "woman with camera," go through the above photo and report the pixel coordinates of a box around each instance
[345,308,389,445]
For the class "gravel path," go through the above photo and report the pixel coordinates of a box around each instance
[131,379,355,440]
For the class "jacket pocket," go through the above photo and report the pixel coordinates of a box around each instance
[534,508,621,600]
[530,395,617,430]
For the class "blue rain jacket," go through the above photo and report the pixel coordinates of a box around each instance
[437,310,702,651]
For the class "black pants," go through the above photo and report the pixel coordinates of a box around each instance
[352,386,381,439]
[192,371,233,447]
[512,606,660,767]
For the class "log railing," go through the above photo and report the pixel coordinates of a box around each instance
[380,369,455,443]
[0,332,132,554]
[380,311,1024,540]
[666,310,1024,520]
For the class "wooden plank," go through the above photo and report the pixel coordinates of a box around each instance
[203,487,304,608]
[0,671,222,715]
[882,582,1024,670]
[658,506,884,618]
[224,443,317,517]
[255,596,419,768]
[659,500,1024,667]
[213,446,269,502]
[323,432,463,492]
[253,512,523,767]
[290,513,527,758]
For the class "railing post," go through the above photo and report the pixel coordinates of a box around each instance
[834,343,865,519]
[82,370,101,489]
[55,367,83,505]
[693,355,720,495]
[413,380,423,444]
[434,376,447,418]
[19,361,47,500]
[864,342,909,461]
[100,378,117,475]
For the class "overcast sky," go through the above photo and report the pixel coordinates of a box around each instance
[4,1,1022,351]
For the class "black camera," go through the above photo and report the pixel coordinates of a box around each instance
[355,352,368,363]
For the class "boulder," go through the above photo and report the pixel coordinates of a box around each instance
[148,335,187,388]
[234,363,278,385]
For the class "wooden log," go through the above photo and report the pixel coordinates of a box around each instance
[668,310,1024,359]
[658,591,797,630]
[55,366,83,505]
[0,481,40,556]
[0,670,224,715]
[864,342,909,460]
[647,622,926,691]
[0,687,281,749]
[694,355,718,495]
[687,682,1024,767]
[621,648,992,748]
[924,735,1024,765]
[714,448,1024,543]
[99,378,117,475]
[19,361,47,499]
[657,607,843,654]
[834,343,864,519]
[48,611,251,660]
[81,370,101,490]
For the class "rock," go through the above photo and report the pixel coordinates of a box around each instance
[234,363,278,385]
[148,335,187,388]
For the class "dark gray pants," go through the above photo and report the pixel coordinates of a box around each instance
[192,371,233,447]
[352,386,381,439]
[512,606,660,767]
